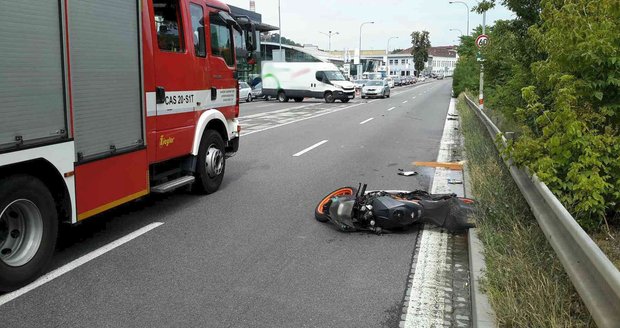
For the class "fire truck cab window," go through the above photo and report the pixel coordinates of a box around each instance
[210,13,234,66]
[153,0,184,52]
[190,3,205,57]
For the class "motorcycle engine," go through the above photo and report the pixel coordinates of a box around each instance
[370,196,422,229]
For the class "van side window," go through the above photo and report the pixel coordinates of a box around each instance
[315,72,325,82]
[210,13,234,66]
[153,0,184,52]
[189,3,205,57]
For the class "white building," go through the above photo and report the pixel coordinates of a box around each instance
[427,46,458,76]
[391,46,458,77]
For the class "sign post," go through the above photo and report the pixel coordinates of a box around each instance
[475,29,489,109]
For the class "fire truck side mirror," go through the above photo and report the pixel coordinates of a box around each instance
[156,86,165,104]
[245,28,256,52]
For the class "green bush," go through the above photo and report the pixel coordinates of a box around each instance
[453,0,620,230]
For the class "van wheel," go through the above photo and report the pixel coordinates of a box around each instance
[194,130,226,194]
[0,175,58,292]
[324,92,335,103]
[277,91,289,102]
[294,97,303,102]
[246,94,253,102]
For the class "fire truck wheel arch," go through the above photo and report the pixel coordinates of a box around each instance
[191,110,234,156]
[0,174,58,292]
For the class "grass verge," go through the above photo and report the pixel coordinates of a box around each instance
[457,95,595,327]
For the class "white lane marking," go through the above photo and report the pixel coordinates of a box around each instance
[242,103,323,119]
[403,98,463,327]
[242,103,365,136]
[387,107,396,112]
[412,96,416,99]
[293,140,329,157]
[0,222,164,307]
[359,117,374,125]
[256,104,274,108]
[402,100,408,104]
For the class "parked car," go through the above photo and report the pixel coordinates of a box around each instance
[239,81,253,102]
[386,77,395,88]
[361,79,390,99]
[392,75,402,86]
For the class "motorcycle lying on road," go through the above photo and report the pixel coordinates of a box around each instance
[314,184,475,234]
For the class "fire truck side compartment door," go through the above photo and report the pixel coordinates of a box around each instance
[69,0,143,161]
[0,1,67,151]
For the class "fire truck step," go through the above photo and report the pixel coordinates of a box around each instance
[151,176,195,193]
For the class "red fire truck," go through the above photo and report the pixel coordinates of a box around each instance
[0,0,255,291]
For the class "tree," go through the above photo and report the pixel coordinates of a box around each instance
[509,0,620,229]
[410,31,431,75]
[260,33,301,47]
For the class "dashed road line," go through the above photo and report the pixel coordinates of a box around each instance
[387,107,396,111]
[359,117,374,125]
[402,100,408,104]
[0,222,164,307]
[293,140,328,157]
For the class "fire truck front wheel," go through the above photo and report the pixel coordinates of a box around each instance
[0,175,58,292]
[195,130,226,194]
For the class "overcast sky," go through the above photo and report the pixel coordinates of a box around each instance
[225,0,515,51]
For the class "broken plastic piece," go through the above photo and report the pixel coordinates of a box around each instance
[448,179,463,184]
[398,171,418,176]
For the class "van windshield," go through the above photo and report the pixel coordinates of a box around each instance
[323,71,345,81]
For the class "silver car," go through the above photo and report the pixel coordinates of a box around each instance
[239,81,253,102]
[361,79,390,99]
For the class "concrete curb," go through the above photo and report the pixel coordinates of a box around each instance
[460,98,497,328]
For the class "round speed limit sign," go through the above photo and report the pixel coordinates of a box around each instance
[475,34,489,48]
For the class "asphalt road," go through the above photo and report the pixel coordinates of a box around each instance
[1,79,453,327]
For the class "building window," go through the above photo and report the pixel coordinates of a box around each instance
[401,59,406,64]
[154,0,184,52]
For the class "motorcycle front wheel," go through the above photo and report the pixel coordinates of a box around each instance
[314,187,357,222]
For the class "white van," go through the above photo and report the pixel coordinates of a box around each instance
[262,62,356,103]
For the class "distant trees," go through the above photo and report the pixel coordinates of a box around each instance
[260,33,301,47]
[410,31,431,75]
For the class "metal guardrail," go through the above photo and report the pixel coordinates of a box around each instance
[463,95,620,328]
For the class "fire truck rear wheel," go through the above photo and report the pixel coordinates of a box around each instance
[0,175,58,292]
[195,130,226,194]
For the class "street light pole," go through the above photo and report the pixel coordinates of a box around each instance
[358,21,374,79]
[449,28,463,37]
[278,0,282,50]
[449,1,470,35]
[386,36,398,75]
[319,30,340,52]
[479,10,486,109]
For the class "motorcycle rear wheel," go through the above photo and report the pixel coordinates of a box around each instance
[314,187,357,222]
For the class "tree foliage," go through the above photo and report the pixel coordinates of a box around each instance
[260,33,301,47]
[410,31,431,75]
[453,0,620,230]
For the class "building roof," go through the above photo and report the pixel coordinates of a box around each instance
[229,4,279,32]
[393,46,457,58]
